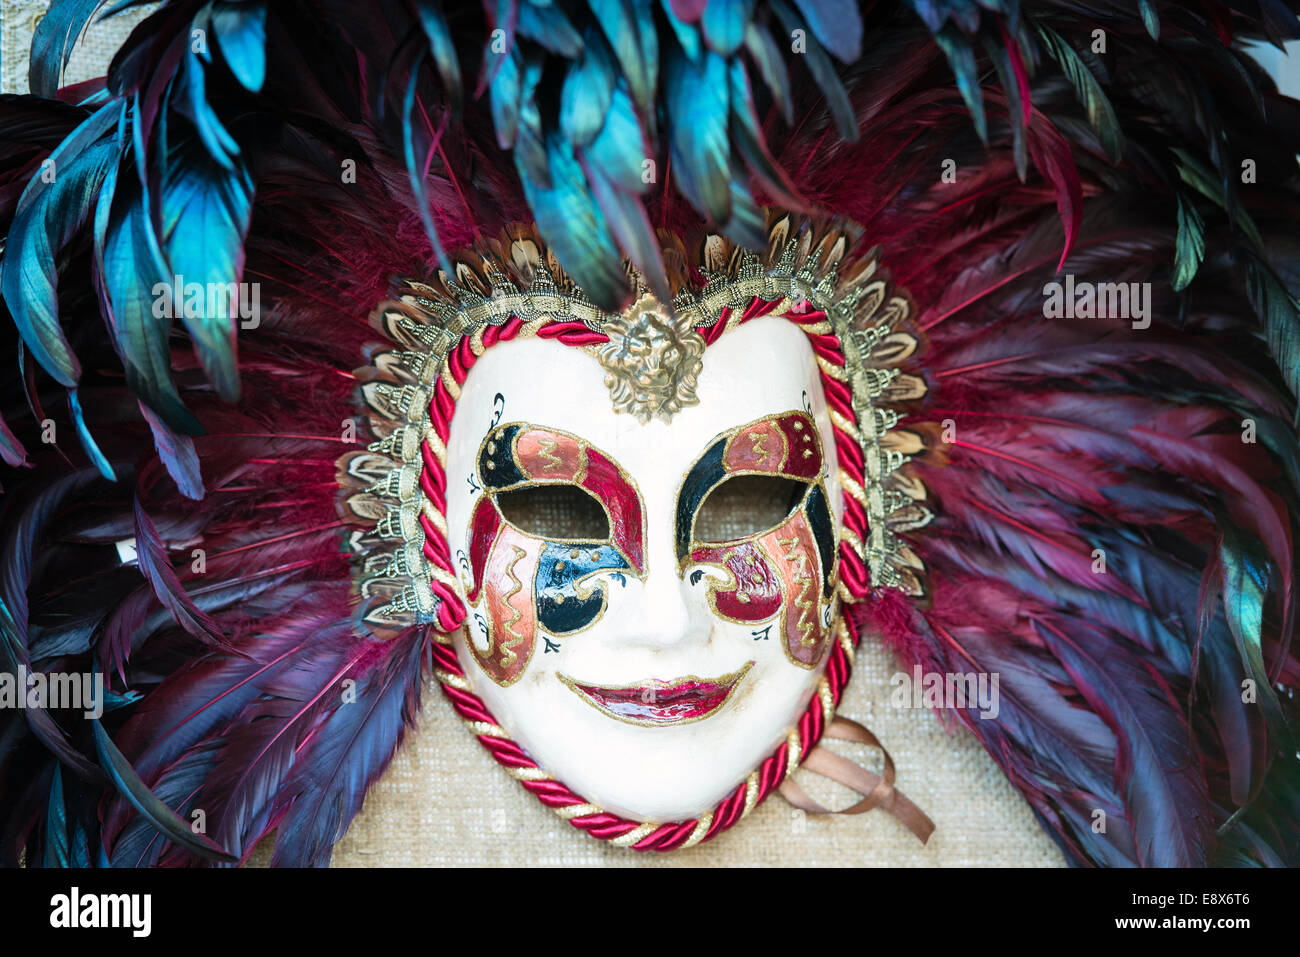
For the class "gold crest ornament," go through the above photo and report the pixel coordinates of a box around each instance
[595,294,707,423]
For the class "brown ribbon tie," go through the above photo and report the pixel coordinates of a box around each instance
[778,716,935,844]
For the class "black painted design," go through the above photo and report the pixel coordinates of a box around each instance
[535,541,632,635]
[803,483,836,597]
[478,423,527,489]
[674,438,727,562]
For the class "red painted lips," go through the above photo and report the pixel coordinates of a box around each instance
[559,662,754,726]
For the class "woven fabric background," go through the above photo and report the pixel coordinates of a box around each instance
[315,636,1066,867]
[1,1,1066,867]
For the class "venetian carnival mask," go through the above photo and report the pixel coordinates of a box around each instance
[343,213,933,847]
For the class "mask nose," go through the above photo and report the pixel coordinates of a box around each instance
[605,534,711,650]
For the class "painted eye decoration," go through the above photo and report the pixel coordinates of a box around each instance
[497,484,611,540]
[677,411,839,668]
[463,422,646,685]
[692,474,809,543]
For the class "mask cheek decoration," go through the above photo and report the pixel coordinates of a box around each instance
[679,411,839,667]
[465,422,645,686]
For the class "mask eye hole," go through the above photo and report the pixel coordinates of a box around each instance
[496,484,611,541]
[694,475,807,544]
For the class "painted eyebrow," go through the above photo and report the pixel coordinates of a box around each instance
[482,424,590,487]
[476,422,608,488]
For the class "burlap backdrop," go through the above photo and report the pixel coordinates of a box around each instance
[1,1,1064,866]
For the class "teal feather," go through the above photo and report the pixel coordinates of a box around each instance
[560,29,617,148]
[98,179,200,436]
[728,57,804,211]
[661,0,703,60]
[791,0,863,62]
[1219,530,1289,735]
[743,21,793,124]
[43,765,71,868]
[209,1,268,94]
[416,1,464,104]
[91,719,236,863]
[632,0,660,121]
[478,0,518,92]
[590,0,653,114]
[664,48,731,226]
[68,389,115,482]
[701,0,753,56]
[1138,0,1160,40]
[490,45,523,149]
[1172,192,1205,292]
[1036,23,1123,162]
[770,0,857,140]
[583,169,671,304]
[1,104,120,389]
[519,1,583,57]
[1173,148,1263,248]
[70,819,93,868]
[27,0,106,97]
[721,170,765,249]
[181,48,239,172]
[159,136,254,403]
[933,22,988,144]
[578,82,665,297]
[581,83,652,194]
[521,132,629,309]
[515,55,549,190]
[128,92,172,290]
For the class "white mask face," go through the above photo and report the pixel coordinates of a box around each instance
[444,315,843,821]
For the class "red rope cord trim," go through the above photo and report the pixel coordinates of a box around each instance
[431,620,861,851]
[421,295,874,850]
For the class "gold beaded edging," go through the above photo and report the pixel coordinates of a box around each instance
[338,212,933,630]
